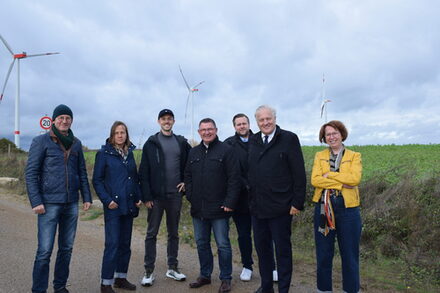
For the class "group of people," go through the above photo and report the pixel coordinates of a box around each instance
[25,103,362,293]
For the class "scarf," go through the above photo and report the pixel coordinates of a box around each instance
[52,125,75,150]
[114,145,128,163]
[319,146,345,236]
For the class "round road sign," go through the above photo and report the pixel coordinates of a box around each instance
[40,116,52,130]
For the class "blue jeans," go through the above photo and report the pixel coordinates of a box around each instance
[101,214,134,284]
[192,217,232,280]
[32,203,78,293]
[314,197,362,293]
[252,214,293,293]
[232,213,254,270]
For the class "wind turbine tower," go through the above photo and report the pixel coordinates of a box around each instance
[179,65,204,142]
[320,73,332,123]
[0,34,59,149]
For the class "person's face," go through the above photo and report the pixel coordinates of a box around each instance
[114,125,127,148]
[324,125,343,149]
[198,122,217,144]
[256,108,276,135]
[234,117,250,138]
[158,115,175,132]
[53,115,72,133]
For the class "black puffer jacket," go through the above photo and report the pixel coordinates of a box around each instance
[139,132,191,202]
[248,126,306,219]
[184,136,241,219]
[224,131,253,214]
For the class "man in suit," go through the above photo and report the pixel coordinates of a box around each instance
[248,105,306,293]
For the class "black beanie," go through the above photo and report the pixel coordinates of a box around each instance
[52,104,73,120]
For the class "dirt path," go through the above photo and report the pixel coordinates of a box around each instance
[0,192,314,293]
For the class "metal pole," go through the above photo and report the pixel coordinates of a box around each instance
[15,59,20,149]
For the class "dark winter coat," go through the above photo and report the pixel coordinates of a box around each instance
[25,131,92,208]
[224,131,253,214]
[92,142,141,218]
[248,125,306,219]
[184,136,241,219]
[139,132,191,202]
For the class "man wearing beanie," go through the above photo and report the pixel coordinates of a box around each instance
[25,104,92,293]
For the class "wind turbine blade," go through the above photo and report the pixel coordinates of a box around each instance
[320,101,325,118]
[0,59,16,102]
[179,65,191,91]
[192,80,205,89]
[26,52,60,58]
[0,34,14,55]
[184,93,190,120]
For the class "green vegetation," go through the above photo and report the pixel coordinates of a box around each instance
[1,143,439,292]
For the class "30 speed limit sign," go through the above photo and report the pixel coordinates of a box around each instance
[40,116,52,130]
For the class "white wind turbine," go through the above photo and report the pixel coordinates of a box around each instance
[0,33,60,149]
[179,65,204,142]
[320,74,331,122]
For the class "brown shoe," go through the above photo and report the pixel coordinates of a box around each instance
[189,277,211,288]
[218,279,231,293]
[100,284,116,293]
[114,278,136,291]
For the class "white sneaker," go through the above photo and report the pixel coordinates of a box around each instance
[141,271,155,286]
[273,270,278,282]
[166,268,186,281]
[240,267,252,281]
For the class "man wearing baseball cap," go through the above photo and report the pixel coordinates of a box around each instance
[26,104,92,293]
[139,109,191,286]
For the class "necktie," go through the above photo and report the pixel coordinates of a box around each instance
[264,135,269,145]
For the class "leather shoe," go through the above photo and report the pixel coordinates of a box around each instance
[114,278,136,290]
[189,277,211,288]
[218,279,231,292]
[254,287,274,293]
[100,284,115,293]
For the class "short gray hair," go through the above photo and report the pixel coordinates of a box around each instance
[255,105,276,119]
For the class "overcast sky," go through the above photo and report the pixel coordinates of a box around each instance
[1,0,439,150]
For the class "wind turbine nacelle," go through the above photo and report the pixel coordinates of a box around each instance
[14,52,27,59]
[191,89,199,92]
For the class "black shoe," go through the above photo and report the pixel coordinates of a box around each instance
[114,278,136,290]
[189,277,211,288]
[218,279,231,293]
[254,287,274,293]
[54,288,69,293]
[101,284,116,293]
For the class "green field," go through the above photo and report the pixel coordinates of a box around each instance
[1,143,440,292]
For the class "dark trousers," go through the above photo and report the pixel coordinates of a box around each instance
[252,214,293,293]
[232,213,254,270]
[101,214,134,282]
[144,196,182,271]
[314,197,362,293]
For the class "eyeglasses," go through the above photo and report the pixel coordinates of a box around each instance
[325,132,340,138]
[199,128,216,133]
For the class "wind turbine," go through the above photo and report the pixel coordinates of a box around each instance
[320,73,331,122]
[179,65,204,142]
[0,34,60,149]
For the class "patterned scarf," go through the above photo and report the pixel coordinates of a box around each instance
[114,145,128,163]
[319,146,345,236]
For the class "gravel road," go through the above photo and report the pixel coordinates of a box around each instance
[0,192,314,293]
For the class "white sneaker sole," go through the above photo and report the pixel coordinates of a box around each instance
[141,276,155,286]
[165,272,186,281]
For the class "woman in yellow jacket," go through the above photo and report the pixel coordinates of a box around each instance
[311,120,362,293]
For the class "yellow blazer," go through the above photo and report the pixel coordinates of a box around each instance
[311,148,362,208]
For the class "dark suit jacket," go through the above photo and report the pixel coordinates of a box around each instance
[248,125,306,219]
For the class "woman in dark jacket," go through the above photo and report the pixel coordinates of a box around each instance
[93,121,142,293]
